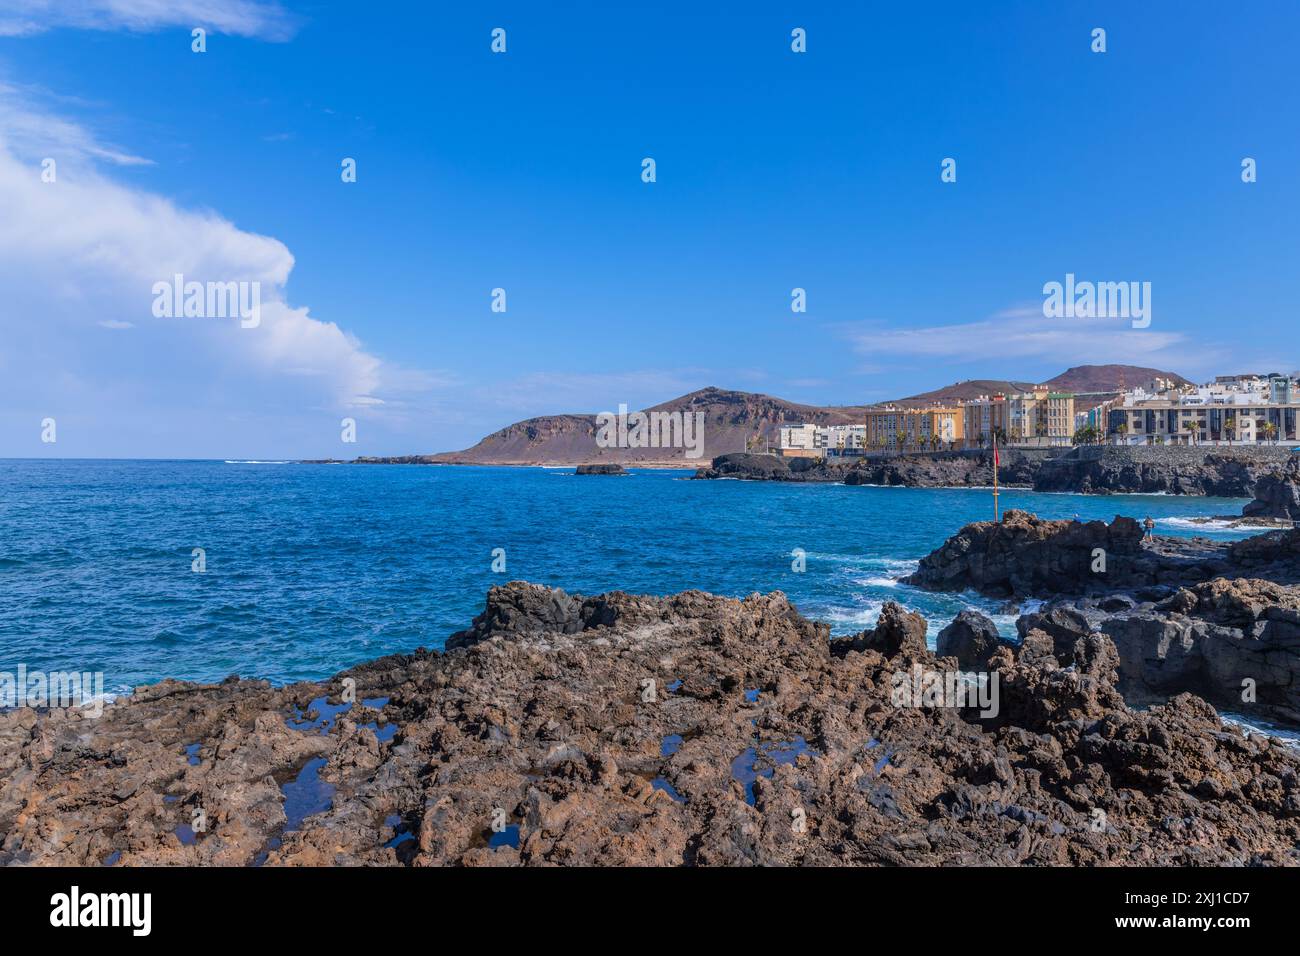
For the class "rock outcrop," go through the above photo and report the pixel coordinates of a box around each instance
[1016,579,1300,725]
[1034,446,1291,496]
[5,583,1298,867]
[1243,457,1300,521]
[905,510,1300,598]
[694,446,1295,496]
[693,451,1038,487]
[936,610,1013,668]
[575,463,628,475]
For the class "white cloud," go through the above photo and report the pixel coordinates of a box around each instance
[0,81,150,165]
[0,0,298,40]
[845,307,1198,369]
[0,81,434,461]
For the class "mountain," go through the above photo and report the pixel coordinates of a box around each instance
[888,365,1191,407]
[427,387,864,466]
[1043,364,1193,393]
[426,365,1190,466]
[887,379,1038,408]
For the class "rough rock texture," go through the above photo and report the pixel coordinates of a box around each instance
[1017,580,1300,726]
[1243,457,1300,521]
[1034,446,1293,496]
[575,463,629,475]
[905,510,1300,598]
[695,446,1294,496]
[693,452,803,481]
[5,583,1299,866]
[693,451,1039,487]
[846,453,1040,488]
[936,610,1013,669]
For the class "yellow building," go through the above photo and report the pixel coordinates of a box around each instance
[962,390,1074,445]
[864,405,965,451]
[961,395,1008,446]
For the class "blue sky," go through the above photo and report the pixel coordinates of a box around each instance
[1,0,1297,458]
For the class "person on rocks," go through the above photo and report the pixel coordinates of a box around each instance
[1143,516,1155,538]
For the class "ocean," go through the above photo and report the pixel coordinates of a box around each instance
[0,459,1261,695]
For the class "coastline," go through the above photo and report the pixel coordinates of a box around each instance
[300,458,699,469]
[9,576,1299,867]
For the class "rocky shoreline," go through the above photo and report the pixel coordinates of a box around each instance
[905,510,1300,725]
[5,576,1299,866]
[693,451,1037,488]
[694,445,1296,496]
[1243,456,1300,520]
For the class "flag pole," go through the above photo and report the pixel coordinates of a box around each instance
[993,431,1001,521]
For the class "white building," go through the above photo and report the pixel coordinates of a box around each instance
[1110,374,1300,445]
[778,423,866,458]
[778,424,819,454]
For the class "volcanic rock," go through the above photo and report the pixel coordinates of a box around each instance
[935,610,1012,668]
[3,583,1298,867]
[906,510,1300,598]
[1243,457,1300,521]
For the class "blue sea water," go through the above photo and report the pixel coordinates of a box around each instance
[0,459,1261,695]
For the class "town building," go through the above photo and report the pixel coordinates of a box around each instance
[961,394,1008,447]
[1108,373,1300,444]
[777,424,820,458]
[863,405,964,451]
[961,389,1075,446]
[820,424,867,457]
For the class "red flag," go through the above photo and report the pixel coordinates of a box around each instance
[993,441,999,468]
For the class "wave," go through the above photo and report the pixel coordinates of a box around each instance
[1220,712,1300,747]
[224,460,290,465]
[1157,517,1245,533]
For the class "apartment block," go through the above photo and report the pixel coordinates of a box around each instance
[863,405,964,450]
[1109,374,1300,444]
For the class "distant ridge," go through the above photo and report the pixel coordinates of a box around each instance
[427,387,864,466]
[888,364,1192,408]
[424,365,1190,465]
[1044,364,1193,393]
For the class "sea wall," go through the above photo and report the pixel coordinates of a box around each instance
[695,445,1295,496]
[1034,444,1295,496]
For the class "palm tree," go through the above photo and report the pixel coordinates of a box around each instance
[1115,422,1128,444]
[1264,421,1279,444]
[1073,425,1100,446]
[1224,416,1236,444]
[1181,420,1198,446]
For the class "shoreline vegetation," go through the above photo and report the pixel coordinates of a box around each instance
[8,507,1300,866]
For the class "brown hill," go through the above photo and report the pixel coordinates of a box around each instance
[430,387,866,466]
[1044,364,1193,393]
[888,379,1037,408]
[887,365,1190,407]
[426,365,1192,466]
